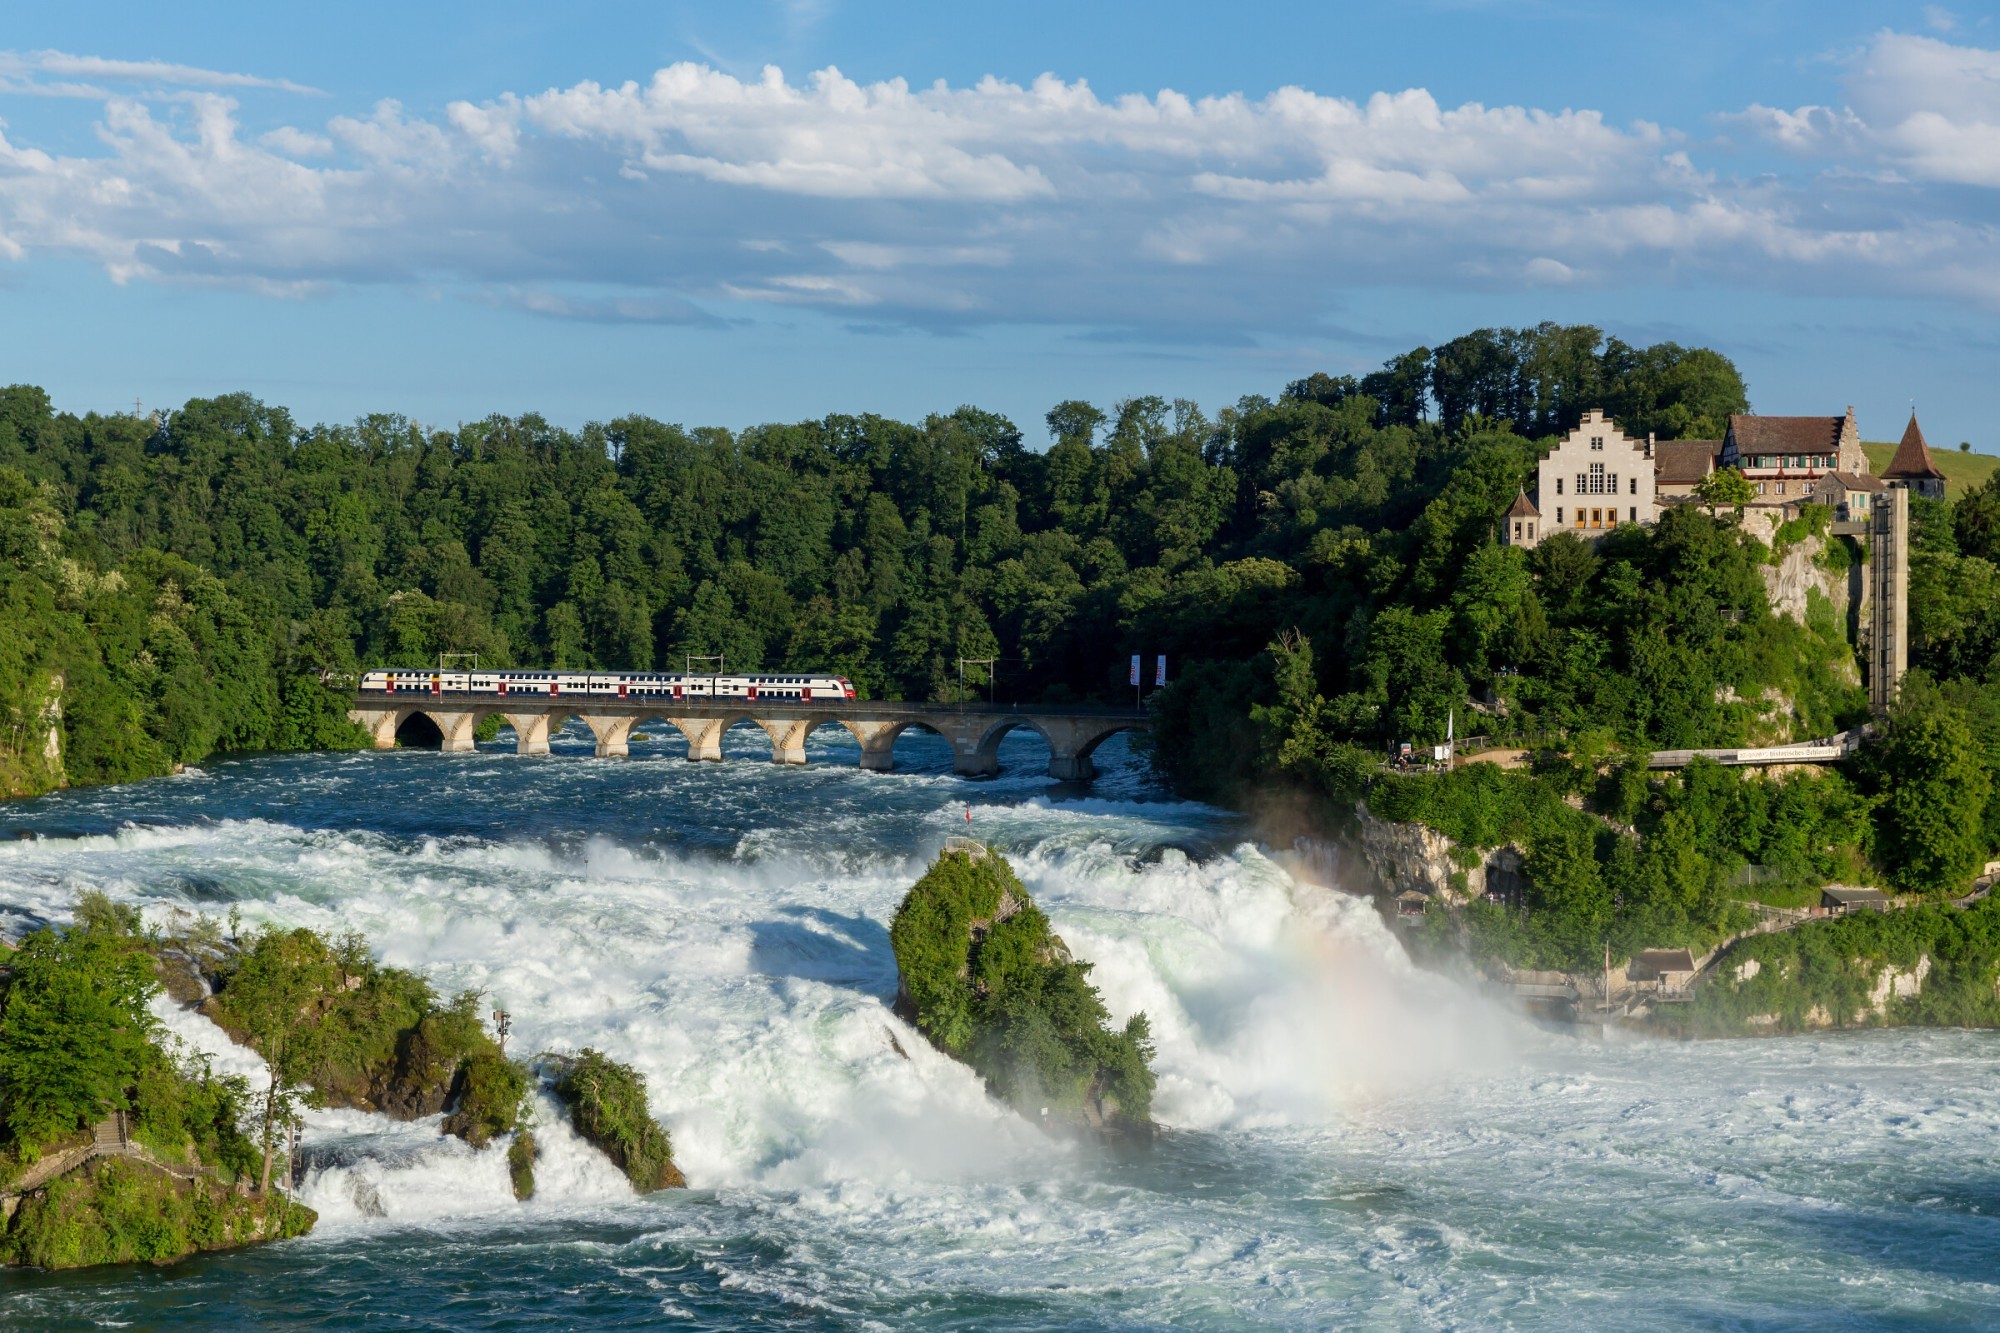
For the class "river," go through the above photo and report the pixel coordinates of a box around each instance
[1,724,1996,1329]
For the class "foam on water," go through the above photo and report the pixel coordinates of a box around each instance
[4,737,2000,1327]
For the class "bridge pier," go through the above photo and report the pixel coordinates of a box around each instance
[504,713,552,755]
[842,720,903,771]
[757,717,813,765]
[428,711,482,753]
[350,707,400,750]
[579,714,635,758]
[668,717,725,762]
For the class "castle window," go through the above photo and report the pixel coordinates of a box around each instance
[1630,506,1638,522]
[1556,507,1564,523]
[1589,462,1606,494]
[1556,477,1563,495]
[1628,477,1637,495]
[1527,523,1535,539]
[1513,522,1522,540]
[1590,436,1604,450]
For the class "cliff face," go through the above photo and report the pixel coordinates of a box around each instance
[0,672,66,799]
[1761,535,1855,631]
[1353,803,1521,906]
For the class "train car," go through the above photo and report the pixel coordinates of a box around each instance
[357,669,857,701]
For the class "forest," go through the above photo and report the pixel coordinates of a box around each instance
[2,321,1997,964]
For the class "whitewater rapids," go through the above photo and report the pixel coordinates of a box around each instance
[2,725,1997,1328]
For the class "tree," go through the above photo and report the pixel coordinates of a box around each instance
[1872,687,1993,896]
[1693,467,1757,517]
[218,928,334,1192]
[0,921,157,1155]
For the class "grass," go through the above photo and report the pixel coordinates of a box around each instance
[1862,442,1999,498]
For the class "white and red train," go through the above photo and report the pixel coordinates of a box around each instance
[358,669,857,703]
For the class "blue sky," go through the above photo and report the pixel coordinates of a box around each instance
[2,1,1997,450]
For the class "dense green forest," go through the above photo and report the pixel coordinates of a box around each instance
[3,320,1998,967]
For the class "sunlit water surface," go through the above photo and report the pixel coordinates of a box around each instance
[1,723,1996,1329]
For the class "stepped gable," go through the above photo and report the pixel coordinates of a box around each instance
[1507,489,1539,518]
[1883,411,1946,482]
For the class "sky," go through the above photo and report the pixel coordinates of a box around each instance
[1,1,1997,449]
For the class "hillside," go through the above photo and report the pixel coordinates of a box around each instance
[1862,440,1998,498]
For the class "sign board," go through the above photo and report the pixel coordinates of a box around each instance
[1155,654,1167,686]
[1129,654,1141,686]
[1432,745,1450,761]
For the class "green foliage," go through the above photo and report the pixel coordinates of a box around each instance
[1668,899,2000,1036]
[441,1047,532,1150]
[1,1158,314,1269]
[0,921,157,1156]
[546,1049,681,1192]
[889,848,1156,1133]
[1864,680,1993,896]
[1694,467,1757,513]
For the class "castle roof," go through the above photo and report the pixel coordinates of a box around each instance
[1825,470,1884,493]
[1726,415,1846,454]
[1882,412,1946,481]
[1507,490,1540,518]
[1654,440,1721,485]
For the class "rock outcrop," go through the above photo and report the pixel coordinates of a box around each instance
[890,843,1156,1141]
[1354,803,1522,906]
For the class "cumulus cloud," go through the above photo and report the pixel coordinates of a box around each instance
[1743,32,2000,187]
[0,42,1996,334]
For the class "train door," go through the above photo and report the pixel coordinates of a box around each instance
[747,684,758,702]
[431,674,441,697]
[618,679,628,700]
[548,677,558,697]
[672,682,683,701]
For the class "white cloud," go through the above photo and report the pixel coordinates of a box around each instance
[0,45,1995,335]
[0,49,321,96]
[1745,32,2000,187]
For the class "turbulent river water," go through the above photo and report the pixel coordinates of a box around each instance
[1,723,1997,1329]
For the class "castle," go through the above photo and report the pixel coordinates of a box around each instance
[1504,407,1947,549]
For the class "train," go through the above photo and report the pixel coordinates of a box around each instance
[357,668,857,703]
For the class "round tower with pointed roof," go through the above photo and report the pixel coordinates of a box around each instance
[1882,411,1947,500]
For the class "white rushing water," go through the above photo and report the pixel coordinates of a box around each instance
[3,734,1999,1327]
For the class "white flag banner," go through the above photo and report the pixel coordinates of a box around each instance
[1129,654,1141,686]
[1155,655,1167,686]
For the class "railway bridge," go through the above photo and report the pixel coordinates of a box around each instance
[347,693,1148,781]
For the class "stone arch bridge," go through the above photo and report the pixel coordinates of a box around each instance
[348,694,1148,781]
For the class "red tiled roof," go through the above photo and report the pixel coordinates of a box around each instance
[1654,440,1721,484]
[1728,415,1845,454]
[1883,412,1946,480]
[1508,491,1540,518]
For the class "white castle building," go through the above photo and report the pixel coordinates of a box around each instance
[1505,409,1657,548]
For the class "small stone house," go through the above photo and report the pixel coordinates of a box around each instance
[1822,885,1891,913]
[1630,948,1698,996]
[1815,470,1884,523]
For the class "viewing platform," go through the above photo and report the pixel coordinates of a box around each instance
[347,692,1149,781]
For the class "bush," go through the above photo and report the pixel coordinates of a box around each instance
[546,1049,681,1192]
